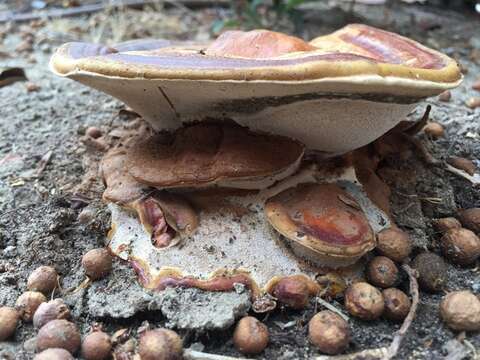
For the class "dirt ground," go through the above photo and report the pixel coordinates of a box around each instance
[0,1,479,359]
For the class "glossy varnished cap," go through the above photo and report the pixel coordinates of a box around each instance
[50,24,462,153]
[125,123,305,189]
[51,24,460,89]
[265,183,376,267]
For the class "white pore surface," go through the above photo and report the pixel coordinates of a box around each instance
[72,75,418,154]
[109,196,314,286]
[108,168,390,286]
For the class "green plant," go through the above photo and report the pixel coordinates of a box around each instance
[212,0,309,35]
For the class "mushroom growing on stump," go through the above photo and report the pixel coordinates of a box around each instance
[50,24,461,154]
[265,183,376,268]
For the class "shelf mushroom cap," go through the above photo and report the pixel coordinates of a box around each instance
[124,123,305,190]
[50,24,462,153]
[265,183,376,267]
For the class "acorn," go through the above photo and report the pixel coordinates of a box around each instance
[86,126,103,139]
[138,328,183,360]
[447,156,476,176]
[0,306,20,341]
[308,310,350,355]
[233,316,269,355]
[15,291,47,322]
[473,79,480,91]
[458,208,480,234]
[27,266,58,296]
[82,248,113,280]
[36,319,81,354]
[315,273,347,299]
[376,228,412,262]
[81,331,112,360]
[366,256,398,288]
[33,299,71,329]
[440,290,480,331]
[344,282,384,320]
[382,288,411,322]
[466,97,480,109]
[440,228,480,265]
[271,276,310,309]
[34,348,74,360]
[423,122,444,139]
[438,90,451,102]
[113,338,135,359]
[411,252,447,293]
[432,217,461,233]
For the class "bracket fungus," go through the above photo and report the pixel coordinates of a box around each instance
[265,183,376,268]
[51,24,461,310]
[50,24,461,154]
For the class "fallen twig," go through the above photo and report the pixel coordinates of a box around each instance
[316,297,350,322]
[384,264,419,359]
[445,164,480,186]
[315,348,388,360]
[0,0,228,23]
[405,105,432,136]
[184,349,253,360]
[35,150,53,177]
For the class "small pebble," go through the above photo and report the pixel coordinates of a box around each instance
[78,207,96,224]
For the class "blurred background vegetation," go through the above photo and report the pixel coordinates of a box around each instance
[0,0,478,47]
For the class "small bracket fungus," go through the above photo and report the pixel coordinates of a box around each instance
[265,183,376,268]
[125,123,304,190]
[50,24,461,154]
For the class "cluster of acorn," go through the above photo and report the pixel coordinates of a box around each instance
[2,212,479,358]
[425,208,480,332]
[236,209,480,356]
[0,248,119,359]
[227,227,415,356]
